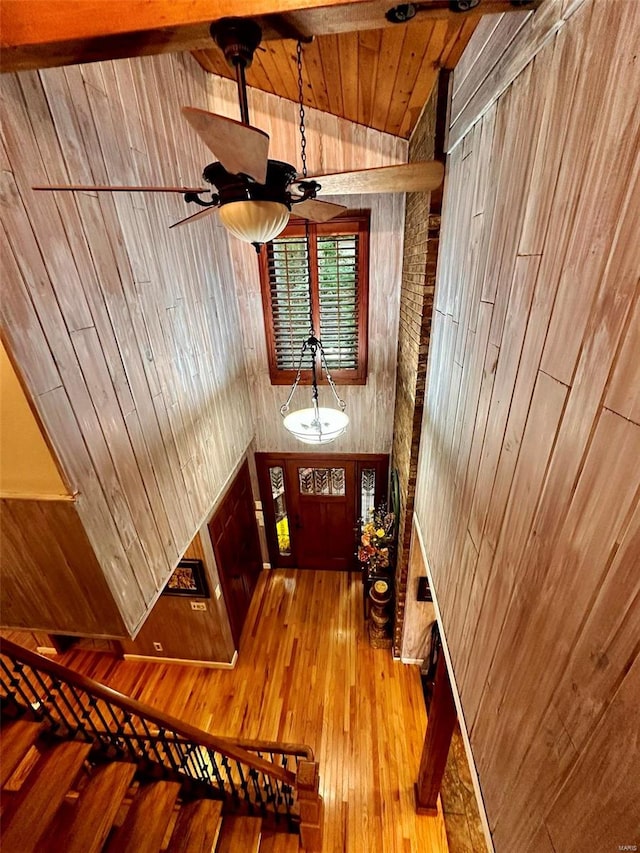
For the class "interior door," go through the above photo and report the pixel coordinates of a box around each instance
[208,461,262,647]
[287,461,356,570]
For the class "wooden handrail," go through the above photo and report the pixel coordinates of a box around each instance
[0,638,302,786]
[186,734,314,762]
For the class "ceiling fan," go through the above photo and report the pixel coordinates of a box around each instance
[33,17,445,250]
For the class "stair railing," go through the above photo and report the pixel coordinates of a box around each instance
[0,638,323,850]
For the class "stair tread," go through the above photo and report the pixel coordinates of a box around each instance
[105,779,182,853]
[44,760,137,853]
[1,739,92,853]
[216,815,262,853]
[0,718,43,786]
[259,830,300,853]
[166,799,223,853]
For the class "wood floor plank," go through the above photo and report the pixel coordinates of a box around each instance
[51,570,449,853]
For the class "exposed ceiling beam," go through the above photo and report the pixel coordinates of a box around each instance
[0,0,540,73]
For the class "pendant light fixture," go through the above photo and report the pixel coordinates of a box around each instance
[280,42,349,445]
[281,332,349,444]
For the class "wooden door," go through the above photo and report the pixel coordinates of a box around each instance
[256,453,389,570]
[287,461,356,570]
[208,461,262,647]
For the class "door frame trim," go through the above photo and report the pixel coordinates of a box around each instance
[256,452,389,570]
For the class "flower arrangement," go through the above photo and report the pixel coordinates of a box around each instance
[358,504,395,573]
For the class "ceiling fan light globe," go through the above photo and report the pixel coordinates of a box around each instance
[282,407,349,444]
[218,200,289,245]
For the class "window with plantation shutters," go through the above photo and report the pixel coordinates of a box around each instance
[259,213,369,386]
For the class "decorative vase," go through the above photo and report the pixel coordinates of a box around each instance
[368,579,392,649]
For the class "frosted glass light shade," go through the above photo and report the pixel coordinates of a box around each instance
[282,407,349,444]
[218,200,290,244]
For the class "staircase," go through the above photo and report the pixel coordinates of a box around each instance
[0,640,322,852]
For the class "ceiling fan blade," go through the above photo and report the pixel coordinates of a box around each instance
[294,199,348,223]
[169,206,218,230]
[310,162,445,195]
[32,184,206,193]
[181,107,269,184]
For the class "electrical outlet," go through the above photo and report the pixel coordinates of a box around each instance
[153,642,163,652]
[214,584,222,600]
[190,600,207,611]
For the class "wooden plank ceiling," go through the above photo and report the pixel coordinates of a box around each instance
[0,1,542,138]
[193,17,478,138]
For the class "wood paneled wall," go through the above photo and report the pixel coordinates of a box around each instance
[413,1,640,850]
[0,53,254,635]
[226,89,408,454]
[0,499,126,636]
[120,524,235,664]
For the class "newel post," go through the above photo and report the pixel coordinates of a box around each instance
[297,760,323,851]
[414,650,457,815]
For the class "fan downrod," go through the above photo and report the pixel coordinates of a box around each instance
[210,18,262,68]
[210,18,262,126]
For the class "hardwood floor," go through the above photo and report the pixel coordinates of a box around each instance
[33,570,449,852]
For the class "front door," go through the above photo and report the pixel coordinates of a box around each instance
[256,453,388,570]
[291,461,356,570]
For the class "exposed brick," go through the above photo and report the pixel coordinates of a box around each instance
[390,82,440,654]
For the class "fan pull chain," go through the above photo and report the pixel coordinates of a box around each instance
[296,40,308,179]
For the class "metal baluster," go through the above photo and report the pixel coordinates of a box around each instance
[273,777,283,818]
[66,685,102,742]
[49,679,85,733]
[122,713,148,763]
[9,663,46,715]
[207,749,227,797]
[6,663,59,730]
[139,719,165,768]
[260,752,275,804]
[102,702,129,754]
[173,739,190,777]
[23,667,57,716]
[88,697,117,750]
[251,768,267,816]
[0,659,38,714]
[235,761,253,811]
[220,755,239,801]
[157,730,180,774]
[190,744,209,782]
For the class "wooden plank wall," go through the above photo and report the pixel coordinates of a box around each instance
[0,499,126,636]
[413,1,640,850]
[120,524,235,663]
[226,88,407,454]
[0,53,255,635]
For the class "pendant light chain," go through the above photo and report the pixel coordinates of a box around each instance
[296,40,315,338]
[296,40,308,180]
[279,41,348,442]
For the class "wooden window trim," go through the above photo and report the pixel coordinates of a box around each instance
[258,211,370,386]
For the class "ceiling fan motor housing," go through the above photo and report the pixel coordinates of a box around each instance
[210,18,262,69]
[203,160,298,208]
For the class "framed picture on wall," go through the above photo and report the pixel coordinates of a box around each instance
[162,558,209,598]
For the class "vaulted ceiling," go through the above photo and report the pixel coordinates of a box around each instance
[193,17,477,138]
[0,0,541,138]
